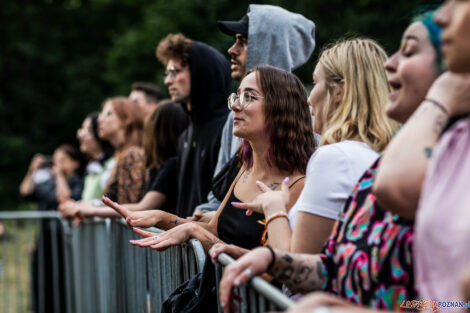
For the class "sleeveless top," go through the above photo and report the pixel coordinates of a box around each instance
[217,173,305,250]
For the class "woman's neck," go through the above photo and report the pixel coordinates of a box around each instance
[108,130,126,152]
[89,150,103,161]
[249,138,272,178]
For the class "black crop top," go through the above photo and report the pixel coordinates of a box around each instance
[217,189,266,249]
[216,174,305,250]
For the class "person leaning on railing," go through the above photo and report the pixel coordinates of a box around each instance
[210,38,397,269]
[58,97,147,219]
[216,11,451,313]
[58,112,114,218]
[62,100,190,221]
[107,65,315,253]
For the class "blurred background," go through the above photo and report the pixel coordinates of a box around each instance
[0,0,438,211]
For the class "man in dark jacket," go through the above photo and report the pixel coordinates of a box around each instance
[156,33,231,218]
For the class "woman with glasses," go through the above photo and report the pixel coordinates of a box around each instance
[107,65,315,252]
[211,39,397,271]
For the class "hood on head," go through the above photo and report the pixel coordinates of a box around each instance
[188,41,231,125]
[246,4,316,72]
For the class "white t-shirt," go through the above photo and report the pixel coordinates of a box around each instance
[288,140,379,229]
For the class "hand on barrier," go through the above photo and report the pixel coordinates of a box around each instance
[187,209,216,223]
[219,247,272,313]
[130,224,194,251]
[282,292,357,313]
[58,199,79,219]
[102,196,162,228]
[209,243,249,264]
[231,177,290,216]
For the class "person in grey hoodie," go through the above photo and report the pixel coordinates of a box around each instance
[192,4,316,215]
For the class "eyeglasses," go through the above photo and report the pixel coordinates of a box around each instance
[227,92,264,110]
[164,66,183,80]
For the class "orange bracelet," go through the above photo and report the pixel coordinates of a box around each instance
[265,211,288,227]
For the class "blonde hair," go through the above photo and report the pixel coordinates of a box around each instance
[317,38,399,152]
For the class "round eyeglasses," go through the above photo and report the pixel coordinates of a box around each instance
[227,92,264,110]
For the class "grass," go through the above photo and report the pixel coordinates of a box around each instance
[0,220,37,313]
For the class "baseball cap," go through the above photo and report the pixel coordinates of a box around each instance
[217,15,249,36]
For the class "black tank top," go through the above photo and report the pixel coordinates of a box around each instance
[217,174,305,250]
[217,189,266,249]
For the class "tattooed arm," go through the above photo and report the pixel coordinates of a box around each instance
[374,73,470,220]
[219,247,325,313]
[269,250,324,293]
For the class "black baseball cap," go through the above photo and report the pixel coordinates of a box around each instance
[217,15,249,36]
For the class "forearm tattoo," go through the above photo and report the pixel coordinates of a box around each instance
[269,251,324,293]
[202,234,219,247]
[432,113,447,135]
[424,147,433,159]
[170,219,181,225]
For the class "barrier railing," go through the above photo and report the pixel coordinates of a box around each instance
[0,211,66,313]
[66,218,206,313]
[215,253,294,313]
[1,211,294,313]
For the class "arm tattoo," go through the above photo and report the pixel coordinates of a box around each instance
[270,252,324,293]
[202,234,219,247]
[170,219,181,225]
[424,147,433,159]
[433,113,447,135]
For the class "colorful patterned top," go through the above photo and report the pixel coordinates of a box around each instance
[320,157,417,310]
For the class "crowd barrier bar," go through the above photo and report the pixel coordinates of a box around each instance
[1,211,295,313]
[216,252,295,312]
[0,211,66,313]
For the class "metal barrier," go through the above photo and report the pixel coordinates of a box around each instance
[1,211,294,313]
[215,253,294,313]
[0,211,67,313]
[67,218,206,313]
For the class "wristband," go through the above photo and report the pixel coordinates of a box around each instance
[265,245,276,271]
[265,211,288,227]
[425,98,449,115]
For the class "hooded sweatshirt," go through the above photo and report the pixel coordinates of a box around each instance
[175,41,231,218]
[195,5,316,212]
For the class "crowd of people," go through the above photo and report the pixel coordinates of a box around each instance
[19,0,470,312]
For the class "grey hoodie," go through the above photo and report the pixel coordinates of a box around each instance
[195,5,316,212]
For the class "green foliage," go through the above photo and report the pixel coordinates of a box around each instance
[0,0,438,210]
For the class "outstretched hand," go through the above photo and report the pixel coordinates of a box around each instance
[130,223,194,251]
[102,195,162,228]
[231,177,290,216]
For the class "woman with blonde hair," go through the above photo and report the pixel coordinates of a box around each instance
[211,38,397,265]
[218,12,445,311]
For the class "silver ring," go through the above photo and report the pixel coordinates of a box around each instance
[153,236,159,240]
[244,268,253,278]
[312,306,332,313]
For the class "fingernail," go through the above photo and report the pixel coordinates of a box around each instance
[129,240,135,244]
[221,302,225,308]
[234,279,241,286]
[231,202,236,205]
[284,177,290,184]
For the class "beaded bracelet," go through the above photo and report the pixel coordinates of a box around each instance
[265,211,288,227]
[425,98,449,115]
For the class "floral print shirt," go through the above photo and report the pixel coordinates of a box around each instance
[320,157,417,310]
[104,146,147,204]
